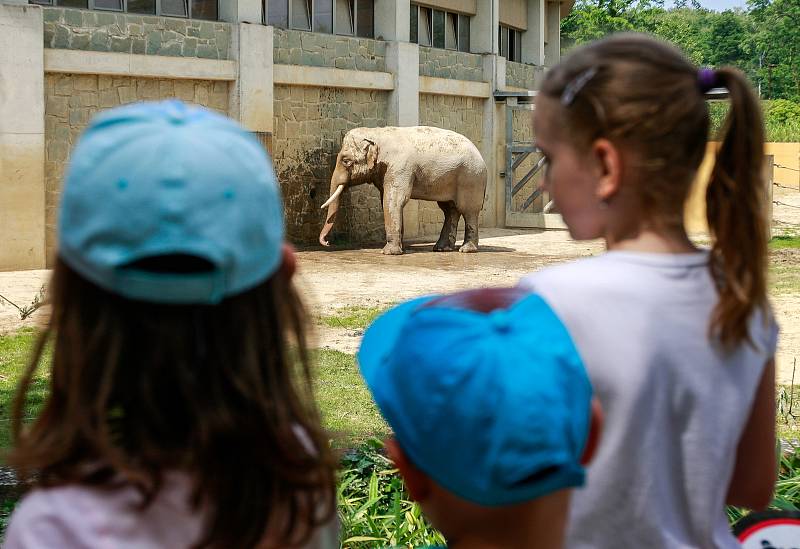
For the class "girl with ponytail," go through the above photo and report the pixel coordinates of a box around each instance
[519,33,777,548]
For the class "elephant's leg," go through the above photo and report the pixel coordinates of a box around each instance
[433,201,459,252]
[382,181,410,255]
[459,210,480,253]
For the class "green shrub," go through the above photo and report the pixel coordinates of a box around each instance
[708,100,800,142]
[765,99,800,125]
[338,440,446,548]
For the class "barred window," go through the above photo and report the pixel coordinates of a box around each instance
[267,0,373,38]
[29,0,217,19]
[410,3,470,52]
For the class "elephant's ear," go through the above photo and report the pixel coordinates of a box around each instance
[362,138,378,170]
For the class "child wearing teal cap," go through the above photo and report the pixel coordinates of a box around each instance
[5,101,338,548]
[358,286,602,549]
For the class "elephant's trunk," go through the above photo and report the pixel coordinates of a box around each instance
[319,170,348,246]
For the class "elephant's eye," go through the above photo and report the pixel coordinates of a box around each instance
[342,158,352,167]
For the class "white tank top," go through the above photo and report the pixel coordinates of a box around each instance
[520,250,778,549]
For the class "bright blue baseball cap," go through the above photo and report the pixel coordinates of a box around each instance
[358,291,592,507]
[58,100,284,304]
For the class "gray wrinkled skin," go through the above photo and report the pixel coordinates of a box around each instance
[319,126,488,255]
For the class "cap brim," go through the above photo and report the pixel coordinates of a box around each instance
[357,295,438,409]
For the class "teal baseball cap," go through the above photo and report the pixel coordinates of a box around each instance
[358,290,592,507]
[58,100,284,304]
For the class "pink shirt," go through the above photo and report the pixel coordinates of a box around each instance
[4,472,339,548]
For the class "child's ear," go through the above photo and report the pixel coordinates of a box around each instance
[385,438,431,502]
[581,398,604,466]
[591,138,622,204]
[279,243,297,280]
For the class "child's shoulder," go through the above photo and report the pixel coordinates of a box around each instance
[519,253,619,290]
[4,474,201,548]
[4,484,96,547]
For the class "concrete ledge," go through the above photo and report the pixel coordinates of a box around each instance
[505,212,568,230]
[419,76,491,98]
[44,49,237,81]
[273,64,394,90]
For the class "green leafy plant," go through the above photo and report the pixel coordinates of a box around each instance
[338,439,446,548]
[766,99,800,125]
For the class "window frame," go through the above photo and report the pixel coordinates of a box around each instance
[30,0,218,19]
[410,3,469,52]
[266,0,373,38]
[499,24,522,63]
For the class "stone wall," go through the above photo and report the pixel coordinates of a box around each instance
[505,60,542,90]
[272,85,389,245]
[44,73,230,262]
[273,28,386,72]
[43,7,231,59]
[419,47,484,82]
[417,94,486,238]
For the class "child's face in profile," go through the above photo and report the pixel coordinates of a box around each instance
[533,96,607,241]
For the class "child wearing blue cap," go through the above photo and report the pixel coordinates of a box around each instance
[358,287,602,548]
[520,34,778,547]
[5,101,338,548]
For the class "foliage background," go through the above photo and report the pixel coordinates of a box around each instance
[561,0,799,103]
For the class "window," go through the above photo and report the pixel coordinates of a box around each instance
[444,12,456,50]
[417,6,431,46]
[410,4,469,52]
[313,0,332,33]
[267,0,373,38]
[29,0,217,19]
[499,25,521,62]
[335,0,353,35]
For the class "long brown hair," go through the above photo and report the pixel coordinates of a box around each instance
[10,258,337,548]
[540,33,768,347]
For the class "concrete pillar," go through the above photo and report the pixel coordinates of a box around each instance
[220,0,262,24]
[0,4,45,270]
[386,41,421,238]
[483,54,506,229]
[229,23,274,153]
[471,0,500,54]
[386,42,419,127]
[522,0,545,65]
[544,0,560,67]
[375,0,410,42]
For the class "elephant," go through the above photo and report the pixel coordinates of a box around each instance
[319,126,488,255]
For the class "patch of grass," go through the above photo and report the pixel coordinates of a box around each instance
[0,329,48,454]
[314,350,388,447]
[770,236,800,250]
[319,306,391,331]
[770,265,800,294]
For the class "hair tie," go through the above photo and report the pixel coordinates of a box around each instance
[697,68,718,93]
[561,67,598,106]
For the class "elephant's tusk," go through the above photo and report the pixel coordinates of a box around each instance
[320,185,345,209]
[543,199,555,213]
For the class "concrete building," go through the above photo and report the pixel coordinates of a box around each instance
[0,0,571,270]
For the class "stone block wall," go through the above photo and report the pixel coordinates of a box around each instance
[43,7,231,59]
[273,29,386,72]
[419,47,484,82]
[272,85,389,245]
[505,60,543,90]
[44,73,230,262]
[417,93,486,238]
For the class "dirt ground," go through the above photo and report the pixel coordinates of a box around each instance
[1,189,798,383]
